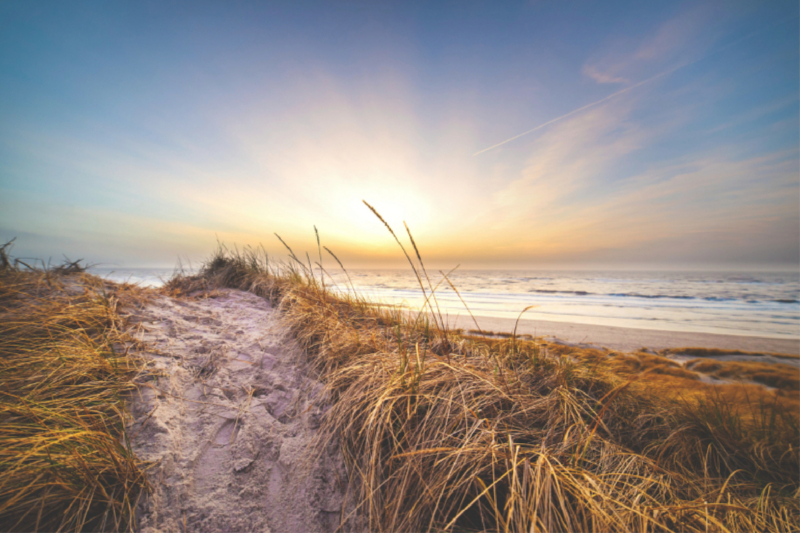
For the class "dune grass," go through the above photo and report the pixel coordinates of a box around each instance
[167,216,799,533]
[662,347,799,360]
[684,359,800,390]
[0,248,146,532]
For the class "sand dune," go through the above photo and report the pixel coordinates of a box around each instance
[121,286,796,531]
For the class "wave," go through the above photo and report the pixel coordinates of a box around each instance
[364,284,800,307]
[528,289,593,296]
[607,292,695,300]
[527,290,746,302]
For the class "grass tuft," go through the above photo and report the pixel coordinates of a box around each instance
[0,251,146,532]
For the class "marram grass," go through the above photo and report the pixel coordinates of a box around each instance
[168,225,799,532]
[0,258,146,532]
[3,222,795,532]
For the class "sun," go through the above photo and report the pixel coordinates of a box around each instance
[324,181,433,240]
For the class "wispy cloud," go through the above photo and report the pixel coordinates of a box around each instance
[466,66,799,267]
[582,64,627,84]
[634,5,715,61]
[703,95,798,135]
[482,95,650,234]
[473,65,679,156]
[582,5,716,87]
[2,2,795,269]
[556,151,800,265]
[470,144,798,266]
[473,6,775,158]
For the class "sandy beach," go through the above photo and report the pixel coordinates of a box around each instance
[442,313,800,354]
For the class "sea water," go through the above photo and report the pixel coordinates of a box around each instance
[89,267,800,339]
[89,267,174,288]
[327,269,800,339]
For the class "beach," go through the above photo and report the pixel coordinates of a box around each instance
[4,2,798,529]
[4,255,799,532]
[93,267,800,347]
[445,313,800,355]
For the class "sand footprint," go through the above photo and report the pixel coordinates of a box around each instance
[228,351,254,371]
[212,418,240,447]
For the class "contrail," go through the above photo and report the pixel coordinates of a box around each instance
[473,23,777,157]
[472,66,680,156]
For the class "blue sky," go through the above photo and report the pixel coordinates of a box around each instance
[1,0,797,269]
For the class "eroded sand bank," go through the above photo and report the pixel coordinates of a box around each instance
[125,289,346,533]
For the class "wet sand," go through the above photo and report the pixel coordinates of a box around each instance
[441,313,800,354]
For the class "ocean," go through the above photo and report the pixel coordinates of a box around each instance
[88,267,800,339]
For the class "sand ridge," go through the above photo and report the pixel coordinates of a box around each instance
[126,289,346,533]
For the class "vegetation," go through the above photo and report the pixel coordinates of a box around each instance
[0,242,146,532]
[166,211,799,533]
[2,206,797,532]
[538,344,800,407]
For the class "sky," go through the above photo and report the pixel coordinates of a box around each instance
[1,0,798,270]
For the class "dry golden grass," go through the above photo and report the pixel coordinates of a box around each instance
[523,340,800,449]
[171,223,799,533]
[540,341,798,397]
[0,253,146,532]
[686,359,800,390]
[663,347,799,360]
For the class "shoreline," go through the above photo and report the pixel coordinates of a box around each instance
[440,313,800,354]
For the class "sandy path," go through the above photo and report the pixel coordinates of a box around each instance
[126,289,346,533]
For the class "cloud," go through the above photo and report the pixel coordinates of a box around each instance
[467,72,799,267]
[703,95,798,135]
[582,5,716,86]
[475,61,689,155]
[485,95,649,224]
[633,5,714,61]
[1,65,490,267]
[2,2,794,271]
[559,150,800,265]
[582,64,627,84]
